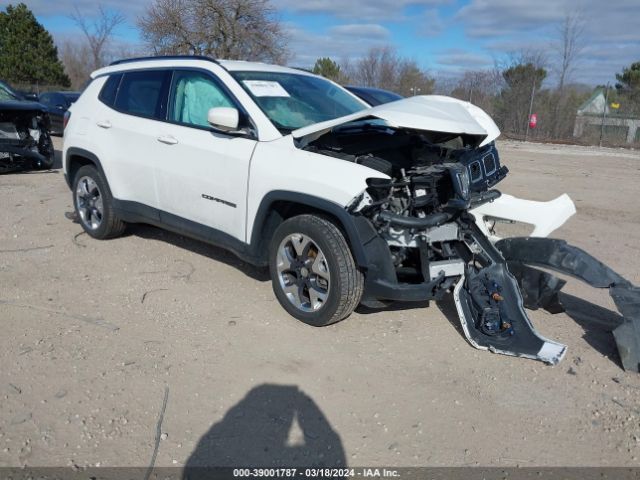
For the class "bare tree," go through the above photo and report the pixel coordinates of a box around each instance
[70,5,125,71]
[555,11,585,94]
[450,69,502,116]
[344,46,433,95]
[432,75,458,96]
[343,47,398,89]
[137,0,289,64]
[552,10,585,137]
[59,40,93,89]
[396,60,434,96]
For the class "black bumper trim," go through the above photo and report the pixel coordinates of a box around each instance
[365,278,436,302]
[496,237,640,373]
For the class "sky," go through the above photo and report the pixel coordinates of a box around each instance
[7,0,640,86]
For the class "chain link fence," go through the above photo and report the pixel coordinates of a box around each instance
[11,83,77,97]
[451,85,640,149]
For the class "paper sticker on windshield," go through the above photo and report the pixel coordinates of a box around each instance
[242,80,290,98]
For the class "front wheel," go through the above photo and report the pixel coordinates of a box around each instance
[269,214,364,326]
[72,165,126,239]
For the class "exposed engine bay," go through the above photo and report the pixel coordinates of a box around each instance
[301,120,640,370]
[0,104,55,173]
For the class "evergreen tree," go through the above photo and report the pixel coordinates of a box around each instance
[615,61,640,91]
[0,3,70,87]
[495,63,547,135]
[312,57,346,83]
[614,61,640,115]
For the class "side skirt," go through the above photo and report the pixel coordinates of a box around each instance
[112,199,265,267]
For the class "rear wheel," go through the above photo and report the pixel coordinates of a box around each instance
[269,214,364,326]
[73,165,125,239]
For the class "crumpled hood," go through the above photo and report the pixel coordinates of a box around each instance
[292,95,500,147]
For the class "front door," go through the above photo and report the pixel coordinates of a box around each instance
[154,69,257,241]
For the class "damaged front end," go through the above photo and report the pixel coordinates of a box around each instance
[0,100,55,173]
[295,96,638,370]
[300,116,566,365]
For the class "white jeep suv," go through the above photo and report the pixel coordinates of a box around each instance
[65,55,636,369]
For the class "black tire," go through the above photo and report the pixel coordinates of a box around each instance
[269,214,364,326]
[72,165,126,239]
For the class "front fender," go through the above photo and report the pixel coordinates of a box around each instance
[246,136,388,243]
[248,190,379,268]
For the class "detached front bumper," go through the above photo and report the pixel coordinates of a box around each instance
[497,237,640,373]
[348,195,638,372]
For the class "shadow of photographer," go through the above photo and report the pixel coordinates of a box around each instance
[184,384,345,476]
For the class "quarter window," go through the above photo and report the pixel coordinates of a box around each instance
[98,73,122,107]
[114,70,170,119]
[169,70,234,128]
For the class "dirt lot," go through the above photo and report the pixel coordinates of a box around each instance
[1,138,640,469]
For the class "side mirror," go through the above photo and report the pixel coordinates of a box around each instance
[55,104,65,110]
[207,107,239,132]
[23,92,39,101]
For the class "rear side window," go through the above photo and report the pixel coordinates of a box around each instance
[98,74,122,107]
[114,70,171,119]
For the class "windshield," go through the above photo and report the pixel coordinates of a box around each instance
[231,71,367,133]
[0,82,19,101]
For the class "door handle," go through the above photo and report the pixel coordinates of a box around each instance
[96,120,112,129]
[157,135,178,145]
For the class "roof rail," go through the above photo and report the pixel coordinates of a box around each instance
[109,55,220,66]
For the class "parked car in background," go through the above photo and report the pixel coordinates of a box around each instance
[0,80,54,172]
[16,90,39,101]
[344,85,403,106]
[38,91,80,135]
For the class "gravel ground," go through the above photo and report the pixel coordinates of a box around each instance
[1,138,639,468]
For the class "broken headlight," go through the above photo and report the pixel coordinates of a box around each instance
[444,163,471,209]
[454,142,508,193]
[455,167,470,201]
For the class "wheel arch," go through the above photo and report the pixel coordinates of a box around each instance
[65,148,108,189]
[248,191,378,269]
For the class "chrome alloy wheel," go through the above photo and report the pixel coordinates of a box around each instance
[75,176,104,230]
[276,233,331,312]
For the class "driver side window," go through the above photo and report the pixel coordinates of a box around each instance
[169,70,234,128]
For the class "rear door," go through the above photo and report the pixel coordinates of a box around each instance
[153,68,257,241]
[100,69,172,210]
